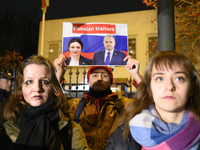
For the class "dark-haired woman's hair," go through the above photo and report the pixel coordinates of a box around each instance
[68,38,83,50]
[4,55,70,122]
[115,50,200,139]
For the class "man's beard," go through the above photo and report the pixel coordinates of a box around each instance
[92,81,105,91]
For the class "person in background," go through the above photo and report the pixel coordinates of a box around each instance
[54,54,142,150]
[66,38,92,66]
[1,55,89,150]
[0,72,14,128]
[92,35,127,65]
[105,50,200,150]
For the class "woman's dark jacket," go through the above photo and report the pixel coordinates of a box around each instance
[104,124,141,150]
[66,55,92,65]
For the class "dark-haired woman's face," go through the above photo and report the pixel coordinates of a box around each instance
[69,42,82,57]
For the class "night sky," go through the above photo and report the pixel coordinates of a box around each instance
[0,0,153,20]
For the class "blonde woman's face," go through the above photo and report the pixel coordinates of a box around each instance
[22,64,53,106]
[150,65,192,117]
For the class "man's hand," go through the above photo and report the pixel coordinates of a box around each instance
[124,55,142,84]
[53,54,67,82]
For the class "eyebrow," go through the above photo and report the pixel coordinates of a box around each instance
[24,77,49,80]
[71,45,81,47]
[152,71,187,77]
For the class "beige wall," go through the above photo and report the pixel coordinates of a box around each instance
[38,9,157,91]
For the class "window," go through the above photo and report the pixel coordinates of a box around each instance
[128,37,136,58]
[48,42,61,63]
[148,36,158,59]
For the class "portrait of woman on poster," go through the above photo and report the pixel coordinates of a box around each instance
[1,55,88,150]
[105,50,200,150]
[66,38,92,66]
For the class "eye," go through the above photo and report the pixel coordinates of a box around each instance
[176,77,184,81]
[42,80,50,85]
[24,80,32,86]
[102,74,108,78]
[91,74,97,77]
[156,77,163,82]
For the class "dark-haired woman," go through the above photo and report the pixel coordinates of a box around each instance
[67,38,92,66]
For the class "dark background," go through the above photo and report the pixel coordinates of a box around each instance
[0,0,153,59]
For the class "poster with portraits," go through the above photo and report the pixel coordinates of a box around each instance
[62,22,128,66]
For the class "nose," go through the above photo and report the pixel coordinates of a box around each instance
[33,82,43,92]
[165,79,175,91]
[97,74,102,81]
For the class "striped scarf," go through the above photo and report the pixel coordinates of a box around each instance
[129,105,200,150]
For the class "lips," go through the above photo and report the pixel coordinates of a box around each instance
[96,83,103,86]
[33,95,42,99]
[163,96,176,100]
